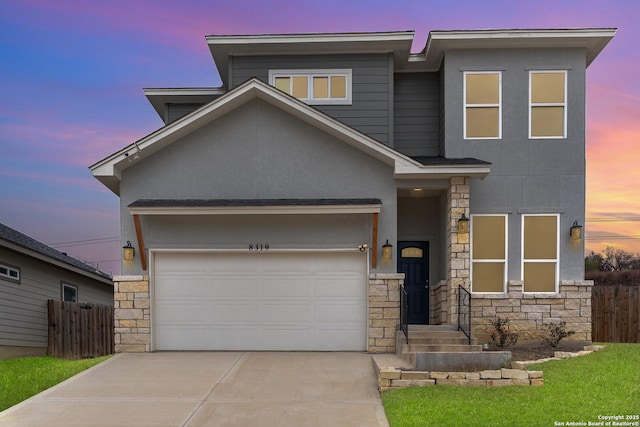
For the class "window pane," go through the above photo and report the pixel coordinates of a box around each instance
[313,77,328,98]
[9,270,18,278]
[401,247,423,258]
[531,106,564,137]
[466,107,499,138]
[63,286,77,302]
[330,75,346,98]
[472,216,505,259]
[466,73,499,104]
[274,77,290,94]
[292,76,308,98]
[472,262,504,292]
[531,72,565,103]
[524,216,557,259]
[523,262,556,292]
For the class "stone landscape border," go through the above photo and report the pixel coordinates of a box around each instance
[374,345,604,392]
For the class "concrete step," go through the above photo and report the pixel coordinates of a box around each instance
[404,344,484,353]
[403,351,512,372]
[407,325,457,332]
[407,337,478,346]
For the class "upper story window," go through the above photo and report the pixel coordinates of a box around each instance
[464,72,501,139]
[522,214,559,293]
[0,263,20,282]
[269,69,352,105]
[529,71,567,138]
[471,215,507,293]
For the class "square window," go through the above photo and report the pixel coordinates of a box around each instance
[62,283,77,302]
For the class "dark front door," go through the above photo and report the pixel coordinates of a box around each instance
[397,241,430,324]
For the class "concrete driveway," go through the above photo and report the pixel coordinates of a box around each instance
[0,352,389,427]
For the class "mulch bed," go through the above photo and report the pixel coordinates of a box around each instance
[489,342,590,361]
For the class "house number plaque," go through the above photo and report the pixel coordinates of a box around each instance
[249,244,270,251]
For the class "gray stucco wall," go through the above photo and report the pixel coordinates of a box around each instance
[442,48,587,280]
[120,98,397,275]
[0,247,113,350]
[230,54,392,145]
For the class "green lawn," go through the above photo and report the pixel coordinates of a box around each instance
[0,355,111,412]
[382,344,640,427]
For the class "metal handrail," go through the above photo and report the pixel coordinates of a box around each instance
[457,285,472,344]
[400,284,408,344]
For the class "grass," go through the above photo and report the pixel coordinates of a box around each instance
[0,355,111,412]
[382,343,640,427]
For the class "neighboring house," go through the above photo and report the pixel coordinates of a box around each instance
[90,28,615,353]
[0,223,113,358]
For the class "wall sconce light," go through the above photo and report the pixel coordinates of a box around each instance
[122,241,135,261]
[570,221,583,241]
[458,213,470,234]
[382,240,393,261]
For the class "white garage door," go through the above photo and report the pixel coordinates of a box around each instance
[153,251,367,351]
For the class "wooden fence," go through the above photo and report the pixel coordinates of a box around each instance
[48,300,114,359]
[591,286,640,343]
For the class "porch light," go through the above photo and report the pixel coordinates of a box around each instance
[458,213,470,234]
[382,240,393,261]
[122,241,135,261]
[570,221,582,241]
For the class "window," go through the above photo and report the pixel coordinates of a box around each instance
[62,283,78,302]
[0,263,20,282]
[464,72,501,139]
[522,215,559,292]
[471,215,507,292]
[529,71,567,138]
[269,70,352,105]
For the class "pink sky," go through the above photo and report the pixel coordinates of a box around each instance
[1,0,638,275]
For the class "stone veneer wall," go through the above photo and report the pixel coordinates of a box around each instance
[113,275,151,353]
[471,280,594,342]
[113,274,403,354]
[368,273,404,353]
[431,177,471,326]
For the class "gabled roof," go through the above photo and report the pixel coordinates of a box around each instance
[0,223,112,284]
[90,78,490,195]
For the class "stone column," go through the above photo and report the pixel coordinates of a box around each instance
[113,275,151,352]
[368,273,404,353]
[446,177,471,326]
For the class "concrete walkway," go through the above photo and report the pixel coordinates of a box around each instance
[0,352,390,427]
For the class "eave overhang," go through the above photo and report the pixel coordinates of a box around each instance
[206,31,415,87]
[90,78,489,196]
[410,28,617,71]
[128,198,382,216]
[143,87,226,121]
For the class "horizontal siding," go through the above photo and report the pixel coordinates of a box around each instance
[167,103,207,124]
[0,247,113,349]
[232,54,390,144]
[394,72,440,156]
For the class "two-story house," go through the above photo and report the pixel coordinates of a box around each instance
[91,28,615,353]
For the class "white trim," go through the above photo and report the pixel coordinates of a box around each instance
[0,263,20,281]
[470,214,508,294]
[528,70,567,139]
[463,71,502,140]
[269,69,352,105]
[521,214,560,293]
[129,203,381,216]
[61,282,78,302]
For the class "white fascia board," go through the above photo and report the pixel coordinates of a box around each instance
[129,204,382,216]
[206,31,415,46]
[90,79,422,193]
[394,163,491,180]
